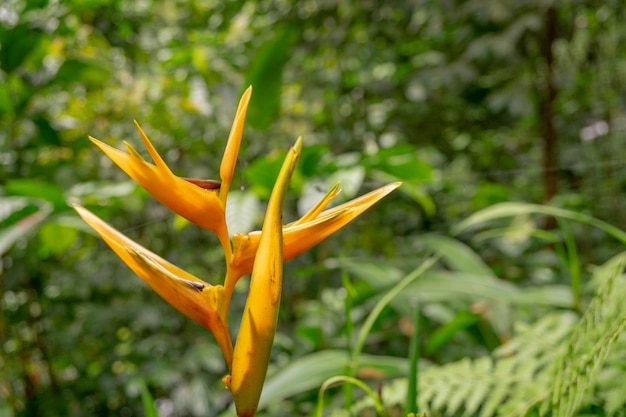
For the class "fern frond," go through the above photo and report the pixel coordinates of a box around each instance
[418,313,575,417]
[338,254,626,417]
[348,313,575,417]
[594,331,626,415]
[544,254,626,417]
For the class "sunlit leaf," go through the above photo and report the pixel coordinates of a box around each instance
[225,190,261,236]
[260,350,409,409]
[453,202,626,245]
[0,197,52,255]
[418,234,495,277]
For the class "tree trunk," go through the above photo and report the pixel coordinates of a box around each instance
[541,7,558,229]
[542,7,557,204]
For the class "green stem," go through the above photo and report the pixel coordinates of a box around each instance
[404,301,420,416]
[558,219,581,310]
[316,376,387,417]
[341,272,356,412]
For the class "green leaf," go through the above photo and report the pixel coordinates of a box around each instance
[38,222,79,257]
[260,350,408,409]
[471,182,512,211]
[328,166,365,201]
[367,145,433,181]
[299,144,334,177]
[515,285,573,308]
[382,155,432,182]
[0,197,34,225]
[335,258,572,308]
[243,152,288,199]
[352,259,438,362]
[53,59,111,87]
[419,234,495,277]
[225,190,261,235]
[371,169,436,217]
[335,258,514,302]
[0,24,44,73]
[453,202,626,245]
[23,0,49,11]
[67,181,137,198]
[327,257,405,289]
[426,311,481,353]
[0,197,52,255]
[244,25,298,128]
[401,271,518,303]
[33,114,62,146]
[140,380,160,417]
[0,83,13,114]
[72,0,114,8]
[5,179,67,212]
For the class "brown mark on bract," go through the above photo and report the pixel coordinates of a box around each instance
[183,177,221,190]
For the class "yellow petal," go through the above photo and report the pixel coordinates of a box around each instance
[287,182,341,226]
[229,138,302,417]
[89,125,230,255]
[73,204,233,367]
[229,181,402,279]
[220,86,252,203]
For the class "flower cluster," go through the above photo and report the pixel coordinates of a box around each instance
[74,86,400,416]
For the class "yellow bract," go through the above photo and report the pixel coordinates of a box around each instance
[229,138,302,417]
[73,205,234,367]
[89,125,226,237]
[226,181,402,291]
[88,86,252,259]
[220,86,252,206]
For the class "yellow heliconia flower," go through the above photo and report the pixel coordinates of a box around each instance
[228,138,302,417]
[223,181,402,294]
[75,84,402,417]
[88,87,252,259]
[73,205,234,368]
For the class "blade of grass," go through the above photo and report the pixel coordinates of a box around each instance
[404,301,420,416]
[557,219,581,310]
[341,271,357,412]
[351,257,438,369]
[139,380,160,417]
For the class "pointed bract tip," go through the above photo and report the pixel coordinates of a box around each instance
[133,120,148,137]
[293,136,303,153]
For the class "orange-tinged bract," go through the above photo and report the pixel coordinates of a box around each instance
[87,86,253,259]
[90,125,225,234]
[73,205,234,368]
[220,86,252,206]
[226,181,402,285]
[229,138,302,417]
[74,86,401,417]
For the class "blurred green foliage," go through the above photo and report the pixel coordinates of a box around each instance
[2,0,626,416]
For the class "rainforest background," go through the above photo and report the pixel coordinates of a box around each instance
[2,1,626,416]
